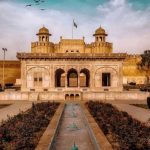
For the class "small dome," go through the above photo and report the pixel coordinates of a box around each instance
[93,26,107,36]
[37,26,51,35]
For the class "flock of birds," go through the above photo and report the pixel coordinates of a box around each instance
[26,0,46,11]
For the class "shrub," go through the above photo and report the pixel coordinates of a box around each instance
[87,101,150,149]
[147,97,150,109]
[0,102,59,150]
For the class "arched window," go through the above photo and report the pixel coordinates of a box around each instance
[65,94,69,100]
[80,68,90,87]
[67,68,78,87]
[99,37,102,42]
[75,94,80,100]
[70,94,74,100]
[42,36,45,42]
[55,69,65,87]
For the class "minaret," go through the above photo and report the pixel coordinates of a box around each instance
[93,26,108,42]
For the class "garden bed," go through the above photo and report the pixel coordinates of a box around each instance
[86,101,150,149]
[0,104,11,109]
[0,102,59,150]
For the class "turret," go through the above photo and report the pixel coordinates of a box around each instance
[31,26,54,53]
[92,26,112,53]
[36,26,51,42]
[93,26,107,42]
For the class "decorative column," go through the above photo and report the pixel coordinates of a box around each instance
[21,60,27,91]
[65,66,68,89]
[78,69,80,89]
[65,72,67,88]
[51,65,55,88]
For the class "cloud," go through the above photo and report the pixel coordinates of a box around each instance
[0,0,150,59]
[97,0,150,53]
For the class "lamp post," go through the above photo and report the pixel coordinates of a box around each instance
[2,48,7,91]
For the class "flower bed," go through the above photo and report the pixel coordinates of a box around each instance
[86,101,150,149]
[0,102,59,150]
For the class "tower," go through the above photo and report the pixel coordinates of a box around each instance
[93,26,107,42]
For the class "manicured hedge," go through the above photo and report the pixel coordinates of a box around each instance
[0,102,59,150]
[87,101,150,149]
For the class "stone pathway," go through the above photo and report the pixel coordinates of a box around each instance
[113,104,150,123]
[53,103,95,150]
[0,102,32,124]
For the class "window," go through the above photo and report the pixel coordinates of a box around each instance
[39,77,42,82]
[34,78,38,82]
[34,72,42,87]
[102,73,110,86]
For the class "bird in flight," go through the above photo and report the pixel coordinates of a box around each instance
[34,0,40,2]
[25,0,46,9]
[26,4,32,7]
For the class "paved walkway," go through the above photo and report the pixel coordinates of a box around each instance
[53,103,95,150]
[0,102,32,124]
[113,104,150,124]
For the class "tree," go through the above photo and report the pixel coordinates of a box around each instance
[139,50,150,84]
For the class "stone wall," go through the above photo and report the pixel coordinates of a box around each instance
[0,61,21,87]
[0,91,149,101]
[21,59,123,92]
[123,55,150,84]
[0,54,150,87]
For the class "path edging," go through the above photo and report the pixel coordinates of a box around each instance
[81,103,113,150]
[35,103,64,150]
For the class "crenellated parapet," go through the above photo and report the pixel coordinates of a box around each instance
[31,41,54,53]
[90,42,112,53]
[56,38,85,53]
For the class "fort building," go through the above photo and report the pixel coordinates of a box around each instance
[0,26,149,101]
[16,26,126,99]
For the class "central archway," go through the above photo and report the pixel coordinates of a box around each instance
[67,68,78,87]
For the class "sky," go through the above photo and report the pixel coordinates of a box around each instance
[0,0,150,59]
